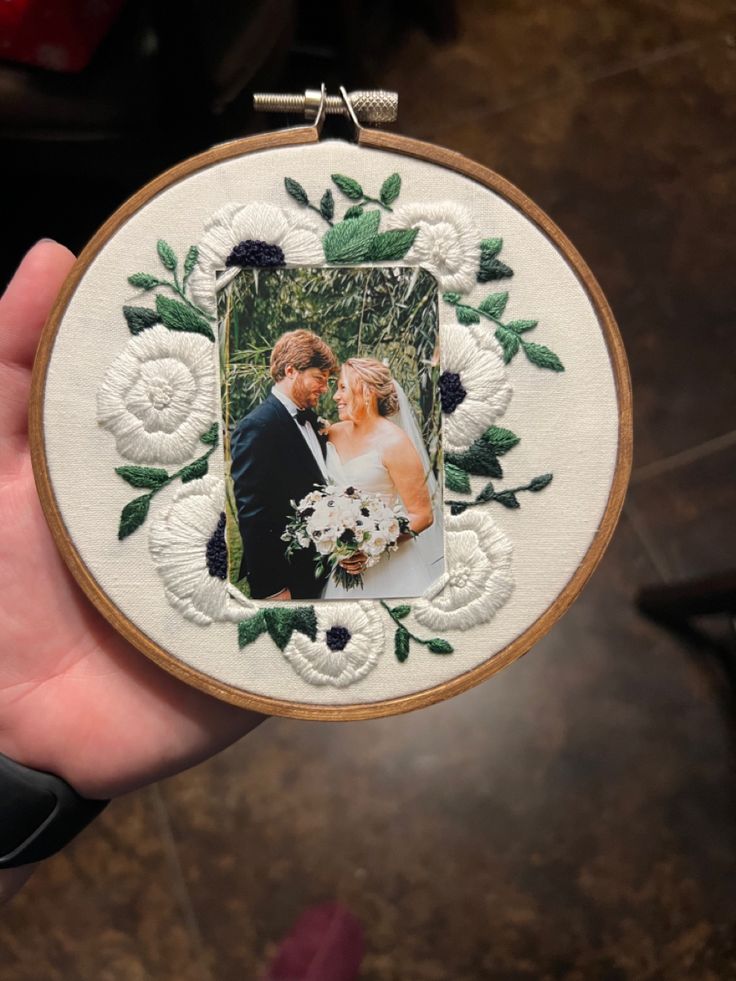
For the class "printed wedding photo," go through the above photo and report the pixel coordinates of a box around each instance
[217,265,444,601]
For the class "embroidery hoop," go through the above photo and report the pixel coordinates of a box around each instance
[29,90,632,721]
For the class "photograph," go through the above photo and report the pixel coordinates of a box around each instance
[217,265,444,601]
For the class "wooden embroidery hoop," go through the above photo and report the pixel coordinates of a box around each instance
[29,95,633,722]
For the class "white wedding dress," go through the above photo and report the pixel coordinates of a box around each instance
[322,442,442,600]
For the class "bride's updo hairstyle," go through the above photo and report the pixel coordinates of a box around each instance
[344,358,400,417]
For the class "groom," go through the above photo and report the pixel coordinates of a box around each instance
[230,329,338,600]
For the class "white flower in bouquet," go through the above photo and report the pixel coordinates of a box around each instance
[283,484,413,590]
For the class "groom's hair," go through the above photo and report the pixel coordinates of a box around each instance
[270,330,338,381]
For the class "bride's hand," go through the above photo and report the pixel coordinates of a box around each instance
[339,552,367,574]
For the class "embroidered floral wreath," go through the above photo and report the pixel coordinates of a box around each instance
[96,171,564,690]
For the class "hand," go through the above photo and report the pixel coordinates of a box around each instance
[267,588,292,601]
[0,243,264,806]
[339,552,367,574]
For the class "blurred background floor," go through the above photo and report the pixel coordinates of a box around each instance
[2,1,736,978]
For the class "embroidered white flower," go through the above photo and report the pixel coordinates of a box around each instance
[149,475,255,626]
[414,510,514,631]
[283,602,384,688]
[97,325,217,465]
[384,202,479,292]
[440,320,512,454]
[188,202,324,316]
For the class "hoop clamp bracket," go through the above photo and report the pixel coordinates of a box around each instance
[253,87,398,126]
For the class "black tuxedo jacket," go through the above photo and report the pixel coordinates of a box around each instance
[230,393,329,599]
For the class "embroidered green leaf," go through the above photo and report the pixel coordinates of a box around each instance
[449,502,469,515]
[494,490,520,509]
[293,606,318,640]
[478,292,509,319]
[183,245,199,281]
[155,294,215,341]
[157,240,177,272]
[128,273,158,291]
[320,189,335,221]
[200,422,219,446]
[395,626,410,663]
[522,341,564,372]
[529,473,553,491]
[180,456,209,483]
[331,173,364,200]
[428,638,454,654]
[323,210,381,263]
[238,611,267,647]
[483,426,520,456]
[115,465,169,489]
[446,442,502,479]
[263,606,317,650]
[480,237,502,258]
[367,228,418,261]
[478,258,513,282]
[379,172,401,206]
[118,494,151,540]
[506,319,538,334]
[443,292,461,306]
[495,327,520,363]
[445,462,471,493]
[390,605,411,620]
[122,305,159,335]
[344,205,364,220]
[476,482,496,503]
[284,177,309,205]
[455,304,481,325]
[478,239,513,282]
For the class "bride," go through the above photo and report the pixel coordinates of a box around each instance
[323,357,443,599]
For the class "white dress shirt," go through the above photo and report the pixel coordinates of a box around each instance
[272,386,329,480]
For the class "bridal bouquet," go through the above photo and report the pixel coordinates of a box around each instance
[282,484,412,590]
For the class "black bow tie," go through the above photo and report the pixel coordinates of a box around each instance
[295,407,317,427]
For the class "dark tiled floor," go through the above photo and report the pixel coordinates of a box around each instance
[158,518,736,979]
[3,2,736,979]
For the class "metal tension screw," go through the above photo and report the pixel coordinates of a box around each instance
[253,89,398,125]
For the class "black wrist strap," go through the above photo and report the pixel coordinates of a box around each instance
[0,753,109,869]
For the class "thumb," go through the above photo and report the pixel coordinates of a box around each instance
[0,240,76,370]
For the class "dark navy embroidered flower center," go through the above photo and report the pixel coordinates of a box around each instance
[439,371,467,414]
[226,239,286,267]
[325,625,351,651]
[206,512,228,579]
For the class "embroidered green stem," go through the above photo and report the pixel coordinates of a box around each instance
[330,172,401,213]
[447,473,553,515]
[117,424,219,539]
[355,194,393,212]
[380,601,454,660]
[309,203,334,226]
[283,178,334,226]
[128,239,213,323]
[443,291,563,372]
[128,275,214,321]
